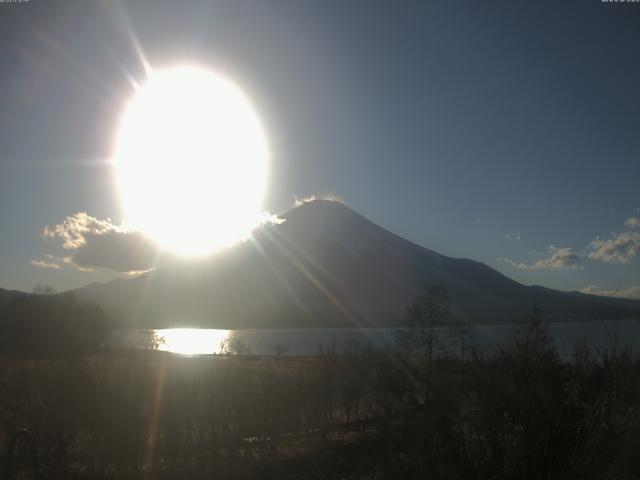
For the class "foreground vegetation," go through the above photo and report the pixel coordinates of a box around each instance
[1,326,640,478]
[2,287,640,479]
[0,290,107,357]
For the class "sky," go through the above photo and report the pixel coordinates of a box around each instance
[0,0,638,296]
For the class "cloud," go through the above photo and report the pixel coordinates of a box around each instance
[42,212,115,249]
[30,259,61,270]
[61,256,96,272]
[497,257,528,269]
[293,193,347,207]
[580,285,640,300]
[30,254,68,270]
[587,231,640,264]
[71,229,158,272]
[259,211,286,226]
[42,213,159,273]
[535,246,581,269]
[624,217,640,229]
[498,245,581,270]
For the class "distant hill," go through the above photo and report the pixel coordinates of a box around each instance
[66,200,640,329]
[0,288,28,305]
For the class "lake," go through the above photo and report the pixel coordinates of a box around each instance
[110,318,640,359]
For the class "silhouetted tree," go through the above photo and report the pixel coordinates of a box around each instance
[398,284,451,361]
[221,335,252,355]
[32,284,56,296]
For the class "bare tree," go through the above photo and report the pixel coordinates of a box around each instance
[398,284,451,362]
[32,283,56,295]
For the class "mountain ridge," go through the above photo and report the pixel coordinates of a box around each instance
[74,200,640,328]
[2,200,639,328]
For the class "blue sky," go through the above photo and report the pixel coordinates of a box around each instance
[0,0,638,295]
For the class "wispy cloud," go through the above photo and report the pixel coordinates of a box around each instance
[497,257,528,269]
[498,245,581,270]
[580,285,640,300]
[293,193,347,207]
[30,259,61,270]
[474,219,495,225]
[30,254,65,270]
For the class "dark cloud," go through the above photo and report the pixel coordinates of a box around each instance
[42,213,158,273]
[72,229,158,272]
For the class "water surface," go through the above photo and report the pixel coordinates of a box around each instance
[111,318,640,359]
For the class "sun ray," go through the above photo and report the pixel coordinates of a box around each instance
[248,232,315,324]
[259,227,363,328]
[258,226,423,388]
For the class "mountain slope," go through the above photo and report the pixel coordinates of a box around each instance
[0,288,28,305]
[74,200,640,328]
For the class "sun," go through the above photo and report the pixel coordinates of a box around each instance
[113,66,269,256]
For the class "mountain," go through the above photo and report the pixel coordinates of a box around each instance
[0,288,28,305]
[69,200,640,329]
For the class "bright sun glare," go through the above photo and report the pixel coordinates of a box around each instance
[114,66,269,256]
[155,328,230,356]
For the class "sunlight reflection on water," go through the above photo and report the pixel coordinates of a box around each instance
[112,319,640,359]
[154,328,231,355]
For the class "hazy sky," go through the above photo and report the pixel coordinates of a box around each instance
[0,0,638,295]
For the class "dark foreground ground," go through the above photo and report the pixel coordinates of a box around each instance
[2,318,640,480]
